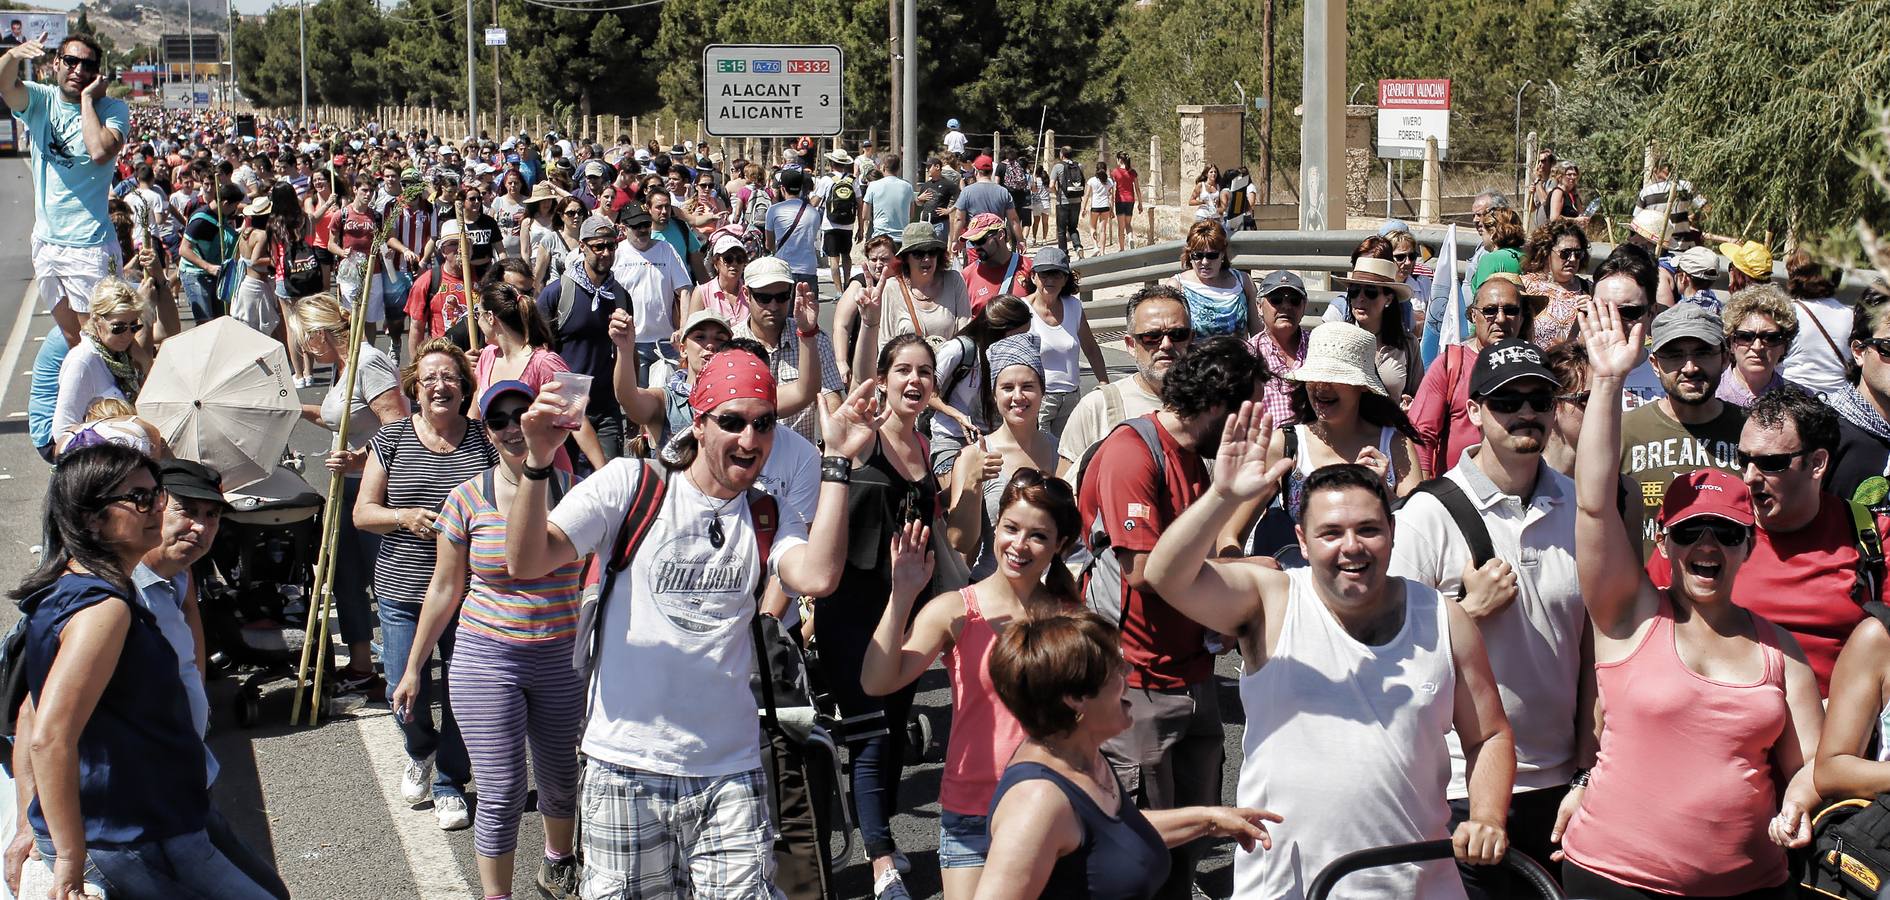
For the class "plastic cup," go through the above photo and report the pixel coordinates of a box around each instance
[548,373,592,430]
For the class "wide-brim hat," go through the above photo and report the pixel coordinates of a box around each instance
[1331,257,1414,300]
[242,197,273,218]
[897,221,945,256]
[1285,322,1388,396]
[825,148,854,166]
[524,181,559,208]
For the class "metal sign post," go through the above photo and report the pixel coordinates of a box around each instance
[702,44,844,137]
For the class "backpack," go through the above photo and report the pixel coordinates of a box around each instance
[1075,417,1167,626]
[1851,499,1887,607]
[1001,161,1031,193]
[1396,477,1496,585]
[281,240,326,299]
[1057,162,1086,200]
[824,175,858,226]
[0,593,42,738]
[1803,600,1890,900]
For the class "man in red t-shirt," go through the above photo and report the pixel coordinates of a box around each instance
[403,218,471,360]
[1647,388,1886,694]
[1076,335,1263,900]
[959,212,1032,316]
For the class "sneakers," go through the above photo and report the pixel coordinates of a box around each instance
[872,869,911,900]
[434,793,470,830]
[536,854,579,899]
[331,666,382,696]
[400,756,434,805]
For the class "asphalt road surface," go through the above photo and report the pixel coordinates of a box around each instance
[0,161,1252,899]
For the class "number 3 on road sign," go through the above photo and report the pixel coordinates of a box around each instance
[819,94,830,107]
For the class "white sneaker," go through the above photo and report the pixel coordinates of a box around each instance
[400,756,433,805]
[872,869,912,900]
[434,793,470,830]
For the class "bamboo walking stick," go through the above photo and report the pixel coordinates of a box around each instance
[459,221,480,348]
[291,244,380,726]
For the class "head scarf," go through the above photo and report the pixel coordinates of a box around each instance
[986,333,1045,389]
[689,349,777,415]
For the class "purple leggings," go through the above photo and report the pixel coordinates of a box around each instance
[447,627,586,858]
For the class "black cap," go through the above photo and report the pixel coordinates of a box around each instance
[159,459,228,507]
[1469,339,1558,398]
[616,203,652,228]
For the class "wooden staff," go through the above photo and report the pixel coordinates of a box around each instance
[291,244,379,726]
[459,224,479,347]
[1654,172,1681,250]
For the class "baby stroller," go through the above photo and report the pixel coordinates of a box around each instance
[196,461,328,727]
[1307,840,1566,899]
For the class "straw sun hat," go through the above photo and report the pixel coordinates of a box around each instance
[1286,322,1388,396]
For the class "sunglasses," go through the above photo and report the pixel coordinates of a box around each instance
[101,486,163,515]
[1475,303,1523,319]
[753,289,792,305]
[1615,304,1649,323]
[564,209,586,218]
[584,241,617,253]
[1736,448,1808,473]
[1267,291,1306,307]
[1557,247,1588,262]
[1189,251,1222,262]
[105,320,145,335]
[1131,327,1192,349]
[1352,286,1394,302]
[1732,329,1792,348]
[1667,520,1750,547]
[970,235,998,248]
[1557,391,1590,406]
[1392,252,1417,263]
[483,407,529,431]
[711,411,778,435]
[60,54,100,72]
[629,223,653,232]
[1859,337,1890,358]
[1478,391,1552,414]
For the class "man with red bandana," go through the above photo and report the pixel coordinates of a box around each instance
[505,352,882,898]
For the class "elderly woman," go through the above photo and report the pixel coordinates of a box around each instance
[355,338,498,831]
[1716,284,1801,407]
[52,278,151,440]
[976,612,1277,900]
[391,381,585,899]
[1521,219,1593,348]
[1164,219,1259,339]
[298,293,411,694]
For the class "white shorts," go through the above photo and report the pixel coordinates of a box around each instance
[32,238,121,316]
[336,271,388,325]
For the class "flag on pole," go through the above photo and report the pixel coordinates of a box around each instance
[1420,224,1468,368]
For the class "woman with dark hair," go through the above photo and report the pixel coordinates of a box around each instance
[976,611,1278,900]
[1268,322,1421,522]
[473,280,609,472]
[1024,247,1111,438]
[1111,152,1138,253]
[268,181,322,387]
[1778,248,1852,393]
[1335,256,1424,401]
[834,233,899,386]
[1545,161,1589,227]
[1188,165,1223,221]
[355,338,498,831]
[1521,220,1593,347]
[862,468,1082,899]
[491,169,530,261]
[14,444,287,898]
[231,195,284,341]
[929,296,1033,472]
[537,195,586,287]
[818,333,957,899]
[1164,219,1259,339]
[942,334,1060,575]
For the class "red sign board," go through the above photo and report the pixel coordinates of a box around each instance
[1378,79,1451,111]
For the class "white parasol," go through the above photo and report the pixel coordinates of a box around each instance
[137,318,301,490]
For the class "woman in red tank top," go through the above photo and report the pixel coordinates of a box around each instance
[859,467,1081,900]
[1565,298,1824,899]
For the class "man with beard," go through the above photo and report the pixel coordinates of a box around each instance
[1074,336,1264,900]
[1647,388,1890,695]
[1619,303,1745,556]
[1390,339,1589,898]
[1057,284,1193,484]
[1410,274,1546,476]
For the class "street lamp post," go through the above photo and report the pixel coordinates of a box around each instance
[297,0,308,124]
[186,0,196,108]
[464,0,477,137]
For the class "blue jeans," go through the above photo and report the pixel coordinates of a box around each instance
[333,477,381,646]
[378,597,470,799]
[180,270,222,323]
[33,809,288,900]
[634,340,677,387]
[937,811,990,869]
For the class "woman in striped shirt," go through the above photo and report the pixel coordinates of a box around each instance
[355,338,497,832]
[390,379,585,898]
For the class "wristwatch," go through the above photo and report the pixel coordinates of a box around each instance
[521,460,556,481]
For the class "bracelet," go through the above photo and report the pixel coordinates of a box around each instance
[1570,768,1591,788]
[797,327,820,338]
[521,460,556,481]
[820,455,852,484]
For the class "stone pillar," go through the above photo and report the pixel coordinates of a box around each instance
[1344,103,1375,218]
[631,116,640,145]
[596,115,607,144]
[1149,135,1163,203]
[994,131,1002,162]
[1419,137,1441,224]
[1177,104,1243,201]
[696,119,704,146]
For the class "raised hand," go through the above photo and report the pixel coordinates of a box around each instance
[1576,296,1645,380]
[888,519,934,603]
[792,282,819,335]
[607,308,635,352]
[826,378,888,460]
[521,382,573,463]
[5,32,45,63]
[1211,401,1292,502]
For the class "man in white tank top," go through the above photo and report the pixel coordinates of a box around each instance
[1141,403,1516,899]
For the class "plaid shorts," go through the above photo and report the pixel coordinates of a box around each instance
[579,759,785,900]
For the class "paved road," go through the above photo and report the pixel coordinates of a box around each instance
[0,161,1254,899]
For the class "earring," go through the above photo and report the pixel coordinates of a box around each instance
[1074,709,1084,724]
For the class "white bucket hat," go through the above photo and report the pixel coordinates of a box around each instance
[1286,322,1388,396]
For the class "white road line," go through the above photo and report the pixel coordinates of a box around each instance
[0,282,40,414]
[351,714,475,899]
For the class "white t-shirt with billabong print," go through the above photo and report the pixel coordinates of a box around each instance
[551,458,807,776]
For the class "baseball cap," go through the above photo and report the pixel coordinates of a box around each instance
[1031,246,1071,274]
[478,380,535,418]
[1658,468,1755,528]
[679,309,733,340]
[1257,270,1307,300]
[1719,240,1773,280]
[947,118,961,129]
[778,168,806,193]
[159,459,229,507]
[710,230,746,257]
[634,148,652,163]
[579,214,619,242]
[582,160,610,179]
[973,154,994,172]
[1468,339,1558,398]
[615,203,652,229]
[1650,303,1724,352]
[964,212,1005,241]
[744,256,795,291]
[1674,246,1720,280]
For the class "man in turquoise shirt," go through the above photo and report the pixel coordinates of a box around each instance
[1,32,128,349]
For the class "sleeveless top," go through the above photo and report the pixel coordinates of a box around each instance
[1235,569,1462,900]
[940,586,1029,815]
[827,434,944,615]
[1027,294,1084,394]
[1560,598,1790,895]
[1283,424,1400,521]
[988,761,1169,900]
[369,417,499,605]
[1178,270,1249,338]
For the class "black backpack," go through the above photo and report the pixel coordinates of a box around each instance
[282,240,326,298]
[1803,601,1890,900]
[1057,162,1086,200]
[824,175,858,226]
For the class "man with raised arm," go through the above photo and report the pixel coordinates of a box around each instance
[1143,403,1515,899]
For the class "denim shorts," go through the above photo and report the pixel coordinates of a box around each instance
[937,810,991,869]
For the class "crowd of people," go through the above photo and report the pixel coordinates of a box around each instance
[8,25,1890,900]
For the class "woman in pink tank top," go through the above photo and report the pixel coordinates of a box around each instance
[860,468,1081,900]
[1566,301,1824,898]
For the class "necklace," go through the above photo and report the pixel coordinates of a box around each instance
[688,468,745,548]
[498,467,519,487]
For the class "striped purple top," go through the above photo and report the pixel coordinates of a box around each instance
[437,473,585,643]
